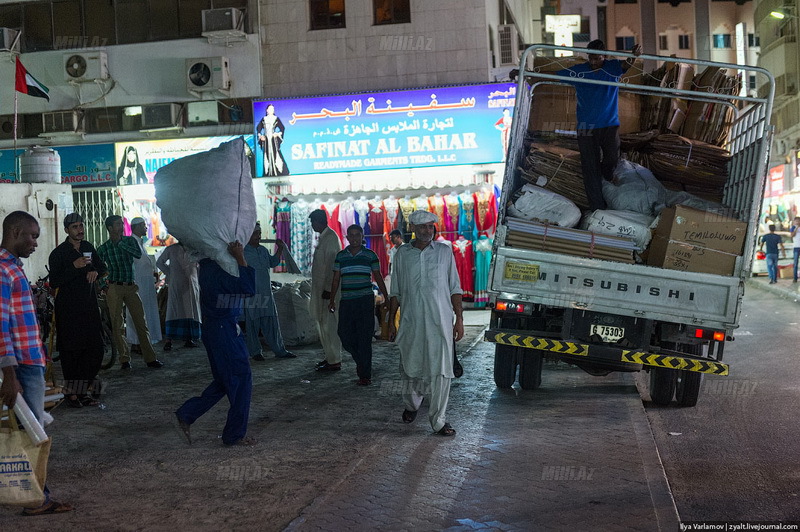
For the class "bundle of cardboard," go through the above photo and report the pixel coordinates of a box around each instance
[518,141,589,210]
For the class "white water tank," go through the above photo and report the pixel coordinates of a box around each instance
[19,146,61,184]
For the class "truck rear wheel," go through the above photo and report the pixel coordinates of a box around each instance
[649,367,675,406]
[675,370,703,407]
[518,349,543,390]
[494,344,518,389]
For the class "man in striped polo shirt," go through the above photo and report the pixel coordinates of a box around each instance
[328,225,388,386]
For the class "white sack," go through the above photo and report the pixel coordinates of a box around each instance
[155,138,256,277]
[581,209,655,250]
[603,159,668,217]
[274,279,319,346]
[507,183,581,228]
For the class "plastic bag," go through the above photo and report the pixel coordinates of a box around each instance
[603,159,668,217]
[273,279,319,346]
[155,138,256,277]
[581,209,655,250]
[507,184,581,228]
[0,411,49,507]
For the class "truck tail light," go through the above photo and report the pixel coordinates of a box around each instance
[693,328,725,342]
[495,300,529,314]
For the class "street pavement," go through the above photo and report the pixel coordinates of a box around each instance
[746,274,800,304]
[6,309,680,531]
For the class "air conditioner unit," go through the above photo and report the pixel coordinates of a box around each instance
[186,57,230,93]
[187,101,220,125]
[142,103,181,129]
[63,52,109,82]
[43,111,82,133]
[0,28,20,52]
[202,8,244,34]
[498,24,520,67]
[0,115,15,140]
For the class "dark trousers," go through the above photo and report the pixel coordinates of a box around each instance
[338,295,375,380]
[60,346,103,396]
[577,126,620,211]
[176,319,252,445]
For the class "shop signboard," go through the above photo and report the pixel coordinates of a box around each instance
[252,83,516,177]
[59,144,116,186]
[766,164,784,198]
[114,135,256,186]
[0,144,116,186]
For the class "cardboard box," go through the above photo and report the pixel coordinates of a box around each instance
[779,265,793,279]
[529,84,576,132]
[653,205,746,256]
[647,236,738,276]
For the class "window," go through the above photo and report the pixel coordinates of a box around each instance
[748,75,756,91]
[23,2,53,52]
[310,0,345,30]
[615,36,635,50]
[52,0,82,49]
[748,33,760,47]
[374,0,409,25]
[116,0,149,44]
[712,33,732,48]
[659,35,668,50]
[678,34,690,49]
[150,0,180,40]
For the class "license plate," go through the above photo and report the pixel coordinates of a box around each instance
[590,324,625,342]
[504,261,539,283]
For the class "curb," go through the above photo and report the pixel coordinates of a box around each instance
[745,278,800,304]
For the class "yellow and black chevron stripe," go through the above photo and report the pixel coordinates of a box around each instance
[489,332,589,356]
[486,331,729,376]
[620,350,728,375]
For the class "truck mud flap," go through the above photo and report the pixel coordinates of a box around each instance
[485,330,729,376]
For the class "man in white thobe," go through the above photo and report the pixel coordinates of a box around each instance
[126,217,162,348]
[388,210,464,436]
[156,242,201,350]
[309,209,343,372]
[243,222,295,360]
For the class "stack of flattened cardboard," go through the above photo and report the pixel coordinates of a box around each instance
[640,61,696,134]
[682,67,741,146]
[506,217,635,264]
[626,134,730,203]
[519,142,589,209]
[646,205,746,275]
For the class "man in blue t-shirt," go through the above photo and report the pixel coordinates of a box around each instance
[557,40,642,211]
[760,224,786,284]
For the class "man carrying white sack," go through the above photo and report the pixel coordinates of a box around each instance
[388,210,464,437]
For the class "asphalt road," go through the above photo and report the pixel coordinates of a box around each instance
[643,283,800,523]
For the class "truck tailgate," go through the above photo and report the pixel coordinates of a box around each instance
[491,245,743,330]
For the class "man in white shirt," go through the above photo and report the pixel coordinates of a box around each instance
[309,209,343,372]
[388,210,464,437]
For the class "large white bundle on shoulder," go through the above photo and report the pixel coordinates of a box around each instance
[507,183,581,228]
[155,137,256,277]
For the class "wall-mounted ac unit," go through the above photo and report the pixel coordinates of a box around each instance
[498,24,520,67]
[0,28,20,52]
[43,111,82,133]
[186,57,230,93]
[0,115,16,140]
[63,52,109,82]
[187,101,219,125]
[202,8,244,34]
[142,103,181,129]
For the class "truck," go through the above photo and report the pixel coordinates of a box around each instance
[485,44,775,407]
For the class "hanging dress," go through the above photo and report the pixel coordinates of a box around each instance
[473,235,493,308]
[452,237,475,302]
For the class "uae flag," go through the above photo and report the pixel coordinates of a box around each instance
[15,57,50,101]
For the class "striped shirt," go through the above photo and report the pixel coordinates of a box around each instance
[333,247,380,300]
[97,235,142,283]
[0,248,46,368]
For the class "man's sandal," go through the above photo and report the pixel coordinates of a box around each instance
[402,409,417,424]
[434,423,456,437]
[21,500,74,516]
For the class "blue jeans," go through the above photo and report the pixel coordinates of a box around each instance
[15,363,50,503]
[793,248,799,281]
[766,253,778,282]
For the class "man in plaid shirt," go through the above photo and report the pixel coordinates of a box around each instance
[0,211,74,516]
[97,215,162,370]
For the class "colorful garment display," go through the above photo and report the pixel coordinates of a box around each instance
[474,235,493,308]
[474,188,498,238]
[452,236,474,302]
[458,192,476,240]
